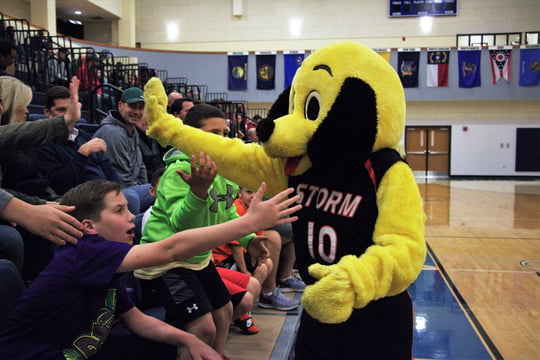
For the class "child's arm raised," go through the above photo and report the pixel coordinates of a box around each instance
[118,183,300,273]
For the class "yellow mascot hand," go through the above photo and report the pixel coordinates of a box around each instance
[301,263,355,324]
[144,77,168,125]
[144,77,184,147]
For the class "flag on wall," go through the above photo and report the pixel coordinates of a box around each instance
[397,49,420,88]
[426,49,449,87]
[519,46,540,86]
[373,48,391,63]
[489,47,512,83]
[256,52,276,90]
[284,51,304,88]
[228,53,248,90]
[458,48,481,88]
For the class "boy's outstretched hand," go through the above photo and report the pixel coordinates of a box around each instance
[177,152,218,199]
[245,183,301,233]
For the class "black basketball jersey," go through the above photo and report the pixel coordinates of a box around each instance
[289,149,402,285]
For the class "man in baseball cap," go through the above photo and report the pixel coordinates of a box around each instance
[93,87,153,213]
[120,87,145,104]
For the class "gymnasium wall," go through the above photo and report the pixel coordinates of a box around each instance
[1,0,539,123]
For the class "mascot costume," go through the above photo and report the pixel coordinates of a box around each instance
[144,41,426,359]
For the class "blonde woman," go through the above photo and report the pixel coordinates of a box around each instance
[0,76,32,125]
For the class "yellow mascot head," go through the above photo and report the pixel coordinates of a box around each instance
[256,41,405,175]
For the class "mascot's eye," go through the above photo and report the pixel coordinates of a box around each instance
[304,91,321,121]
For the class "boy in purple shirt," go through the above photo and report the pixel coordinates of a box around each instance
[0,153,300,360]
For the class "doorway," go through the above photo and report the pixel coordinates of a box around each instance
[405,126,450,178]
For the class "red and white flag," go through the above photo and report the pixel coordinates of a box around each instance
[489,47,512,83]
[426,49,449,87]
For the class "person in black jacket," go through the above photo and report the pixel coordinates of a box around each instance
[35,86,142,215]
[135,112,165,182]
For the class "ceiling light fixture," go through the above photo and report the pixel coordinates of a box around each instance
[74,10,82,15]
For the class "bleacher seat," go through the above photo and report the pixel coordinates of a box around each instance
[27,113,45,121]
[27,104,43,115]
[31,91,45,106]
[76,123,99,133]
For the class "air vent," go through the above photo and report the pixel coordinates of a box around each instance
[90,16,104,20]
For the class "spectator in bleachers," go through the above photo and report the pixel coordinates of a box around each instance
[93,87,153,213]
[0,76,66,279]
[110,61,128,89]
[0,118,83,323]
[167,90,183,110]
[135,112,165,182]
[0,76,83,289]
[135,104,276,359]
[29,30,51,60]
[0,75,30,125]
[245,114,261,142]
[35,85,142,215]
[76,53,101,107]
[168,97,194,120]
[47,47,70,87]
[127,73,138,88]
[0,39,16,77]
[2,26,16,47]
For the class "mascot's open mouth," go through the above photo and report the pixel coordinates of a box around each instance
[285,156,303,176]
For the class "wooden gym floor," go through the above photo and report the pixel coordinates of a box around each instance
[224,179,540,360]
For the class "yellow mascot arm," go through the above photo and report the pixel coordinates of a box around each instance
[302,162,426,324]
[144,78,288,196]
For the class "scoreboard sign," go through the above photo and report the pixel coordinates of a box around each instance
[389,0,457,17]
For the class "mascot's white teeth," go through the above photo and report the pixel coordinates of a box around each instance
[285,156,302,176]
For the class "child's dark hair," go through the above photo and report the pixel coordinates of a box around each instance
[150,166,165,187]
[60,180,123,221]
[184,103,225,128]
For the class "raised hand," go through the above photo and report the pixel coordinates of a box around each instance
[245,183,301,232]
[176,152,218,199]
[63,76,82,131]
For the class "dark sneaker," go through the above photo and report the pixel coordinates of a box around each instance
[278,276,306,293]
[258,288,300,311]
[233,312,259,335]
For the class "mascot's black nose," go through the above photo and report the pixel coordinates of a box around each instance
[256,87,291,143]
[256,117,274,142]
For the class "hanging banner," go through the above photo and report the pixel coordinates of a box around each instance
[426,48,450,87]
[373,48,391,63]
[228,52,248,91]
[397,48,420,88]
[256,52,276,90]
[458,48,481,88]
[283,51,305,88]
[489,46,512,83]
[519,46,540,86]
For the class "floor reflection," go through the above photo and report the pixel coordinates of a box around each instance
[410,255,492,360]
[418,180,540,237]
[412,179,540,360]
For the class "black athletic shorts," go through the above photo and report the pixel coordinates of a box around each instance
[152,262,231,329]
